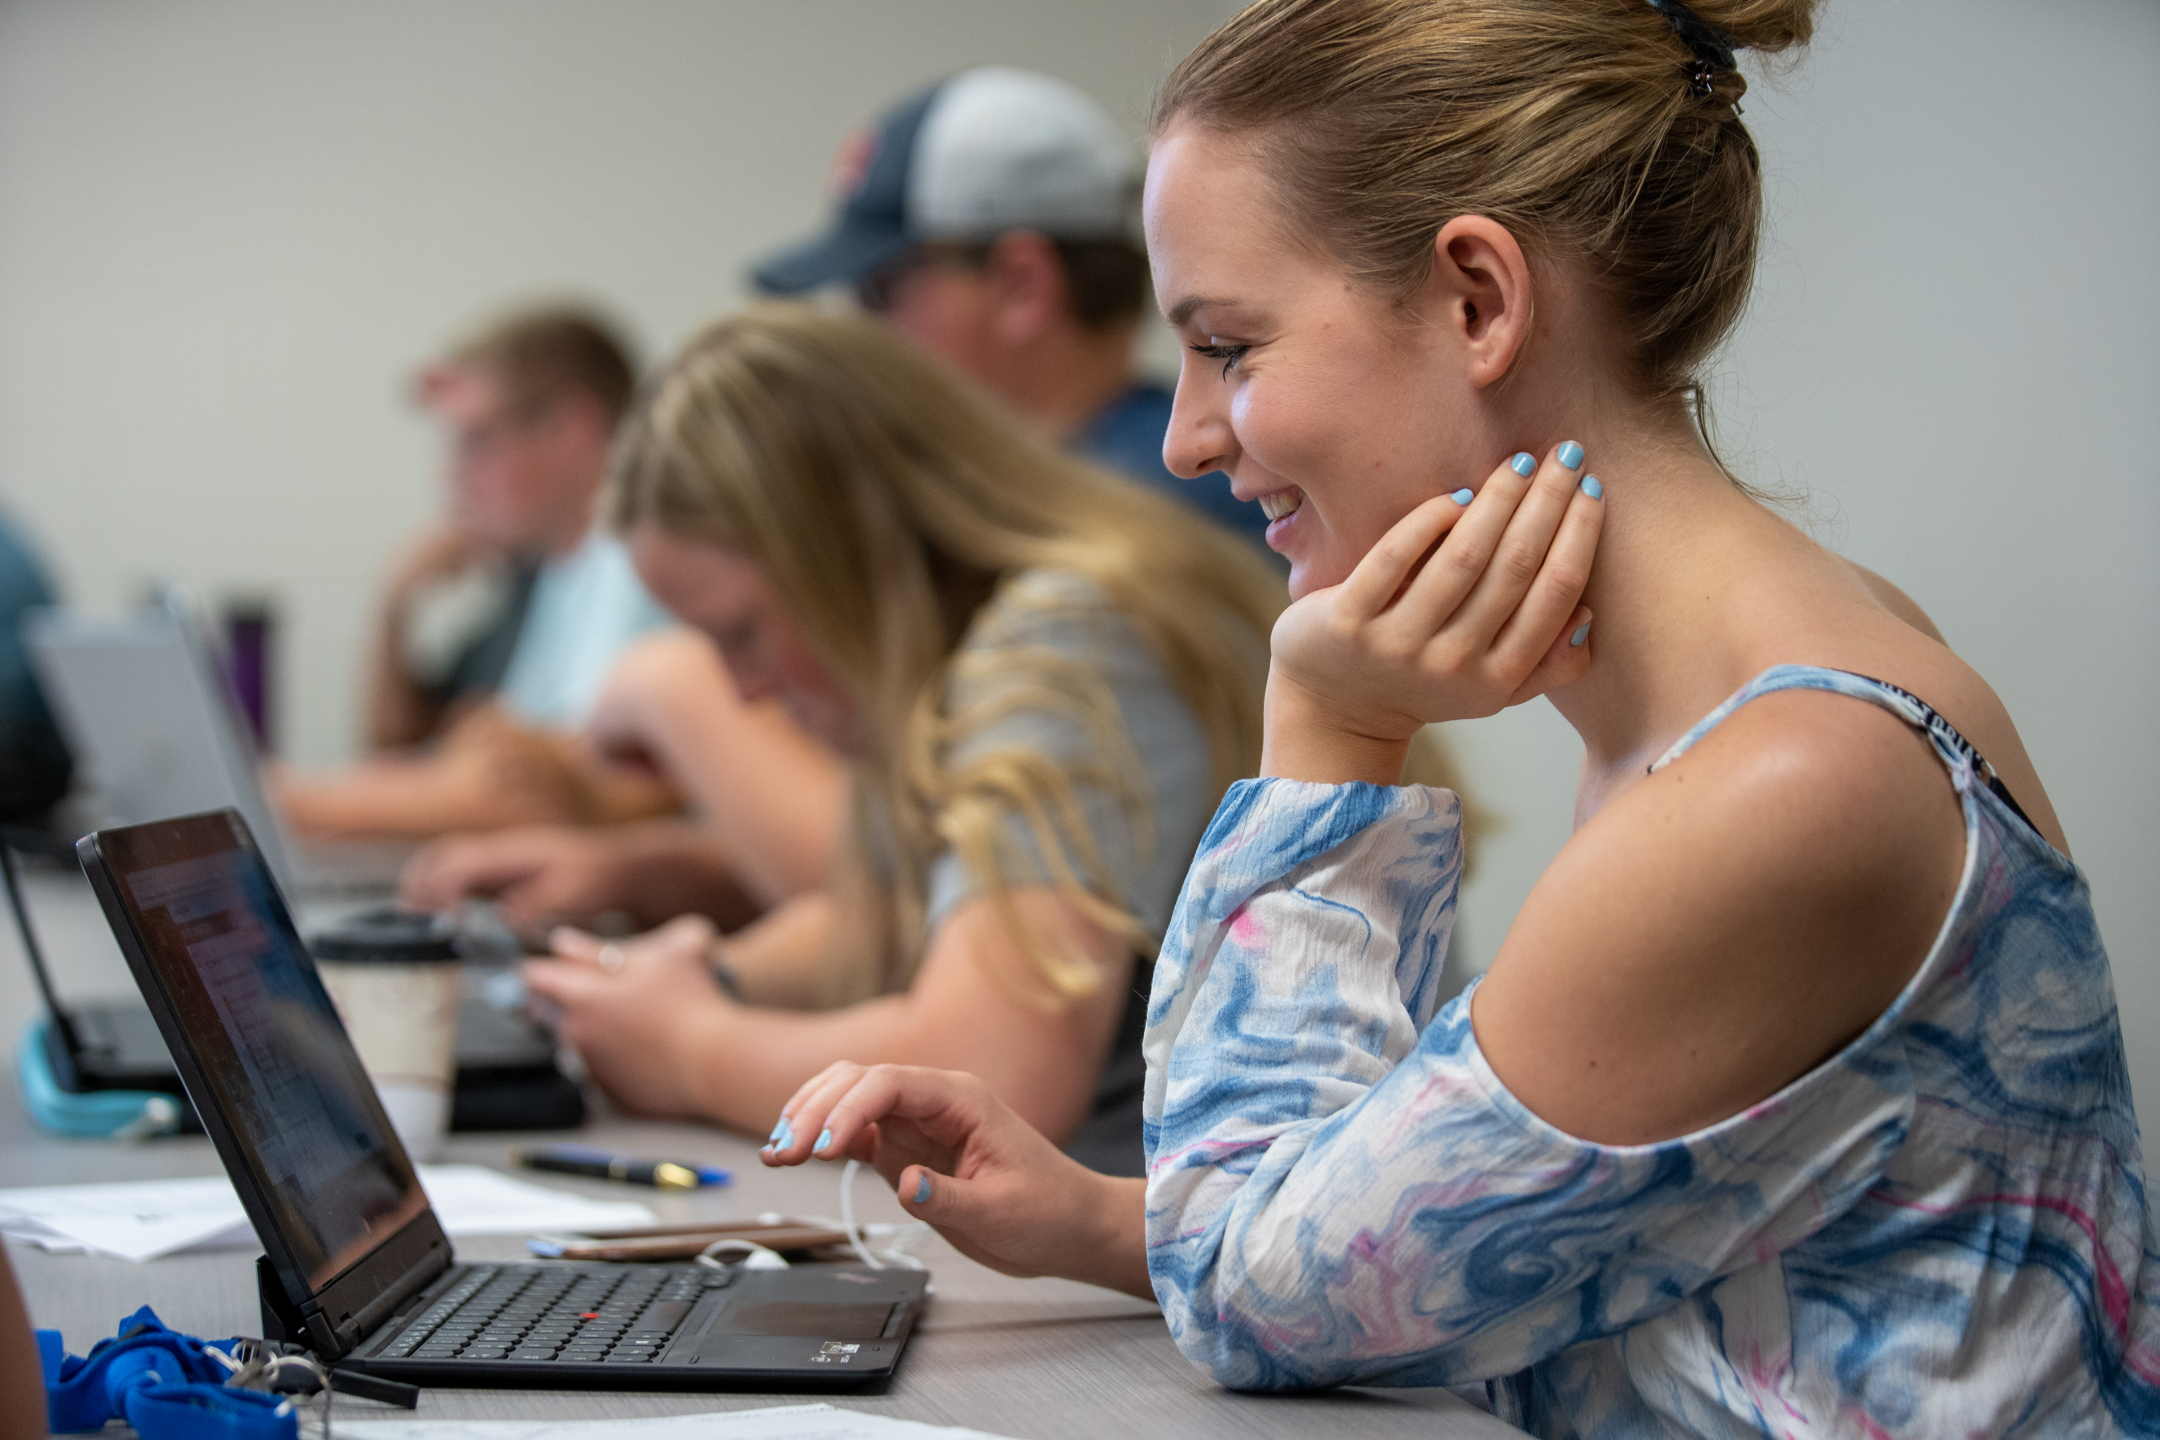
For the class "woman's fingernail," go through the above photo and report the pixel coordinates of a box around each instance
[771,1119,794,1150]
[814,1128,832,1153]
[767,1118,786,1144]
[1450,488,1475,505]
[1558,441,1584,470]
[1510,452,1536,478]
[1581,476,1603,500]
[1571,622,1592,647]
[912,1173,932,1205]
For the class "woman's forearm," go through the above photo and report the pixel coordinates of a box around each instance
[721,893,843,1008]
[677,993,919,1134]
[1145,778,1467,1388]
[684,892,1126,1143]
[1079,1174,1154,1301]
[590,820,754,928]
[644,685,845,906]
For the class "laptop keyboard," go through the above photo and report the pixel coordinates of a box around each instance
[377,1263,732,1365]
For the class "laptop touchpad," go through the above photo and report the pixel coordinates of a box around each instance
[706,1301,893,1338]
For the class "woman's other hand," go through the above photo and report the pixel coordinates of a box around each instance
[521,917,729,1118]
[400,820,756,936]
[1265,443,1604,783]
[401,824,635,930]
[763,1062,1153,1301]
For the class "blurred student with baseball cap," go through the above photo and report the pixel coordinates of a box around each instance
[750,66,1269,552]
[401,70,1479,933]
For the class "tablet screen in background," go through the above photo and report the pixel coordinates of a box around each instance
[100,812,425,1290]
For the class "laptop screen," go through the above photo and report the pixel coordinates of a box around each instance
[96,812,427,1291]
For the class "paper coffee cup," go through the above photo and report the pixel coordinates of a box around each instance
[312,909,462,1162]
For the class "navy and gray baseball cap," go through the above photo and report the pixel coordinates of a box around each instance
[752,66,1138,295]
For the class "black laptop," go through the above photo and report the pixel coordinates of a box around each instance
[78,808,927,1391]
[2,834,200,1124]
[5,833,578,1134]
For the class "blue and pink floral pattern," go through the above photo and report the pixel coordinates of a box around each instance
[1143,666,2159,1436]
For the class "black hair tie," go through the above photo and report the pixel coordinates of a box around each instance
[1642,0,1739,74]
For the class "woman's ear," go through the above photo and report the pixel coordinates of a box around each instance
[1423,216,1534,389]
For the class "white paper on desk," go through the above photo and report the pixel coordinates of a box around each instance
[338,1404,1016,1440]
[414,1164,656,1238]
[0,1164,655,1263]
[0,1175,255,1262]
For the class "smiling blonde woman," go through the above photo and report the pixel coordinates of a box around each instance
[764,0,2159,1432]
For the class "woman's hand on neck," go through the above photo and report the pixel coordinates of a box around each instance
[1261,442,1605,783]
[1533,404,1834,823]
[1458,263,1819,814]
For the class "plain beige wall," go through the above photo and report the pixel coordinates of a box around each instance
[3,1,2156,1137]
[0,0,1234,763]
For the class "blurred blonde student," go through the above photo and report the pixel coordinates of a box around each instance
[518,306,1280,1177]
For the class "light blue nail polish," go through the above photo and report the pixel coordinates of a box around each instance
[767,1118,786,1143]
[772,1119,793,1150]
[1571,622,1592,647]
[1451,488,1475,505]
[913,1173,932,1205]
[1558,441,1584,470]
[1510,452,1536,478]
[1581,476,1603,500]
[815,1128,832,1153]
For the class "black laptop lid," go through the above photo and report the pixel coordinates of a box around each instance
[83,811,428,1291]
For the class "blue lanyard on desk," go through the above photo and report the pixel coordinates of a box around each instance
[39,1305,300,1440]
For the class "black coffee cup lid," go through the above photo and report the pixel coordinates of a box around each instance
[310,907,461,963]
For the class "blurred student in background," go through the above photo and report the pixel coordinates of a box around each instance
[405,70,1280,928]
[274,307,731,841]
[751,66,1270,553]
[0,505,71,827]
[405,67,1476,933]
[367,307,657,749]
[511,305,1280,1176]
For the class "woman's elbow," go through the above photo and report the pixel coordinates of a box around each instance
[1165,1302,1351,1393]
[1151,1247,1337,1391]
[1151,1229,1408,1392]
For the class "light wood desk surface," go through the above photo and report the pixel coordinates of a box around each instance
[1,862,1520,1438]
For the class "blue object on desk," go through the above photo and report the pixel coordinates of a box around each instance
[15,1018,184,1139]
[514,1141,730,1188]
[41,1305,297,1439]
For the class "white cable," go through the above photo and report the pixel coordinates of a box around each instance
[839,1159,881,1269]
[838,1159,929,1271]
[696,1237,789,1272]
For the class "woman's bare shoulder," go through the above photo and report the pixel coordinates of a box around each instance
[1801,568,2070,857]
[1474,685,1967,1145]
[1841,558,1946,644]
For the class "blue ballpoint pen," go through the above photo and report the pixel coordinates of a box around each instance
[513,1143,730,1189]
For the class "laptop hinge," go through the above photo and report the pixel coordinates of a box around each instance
[268,1210,452,1360]
[336,1238,452,1352]
[258,1254,309,1348]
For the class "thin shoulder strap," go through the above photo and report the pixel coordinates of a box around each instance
[1649,664,2042,837]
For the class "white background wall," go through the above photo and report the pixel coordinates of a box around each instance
[2,2,2155,1131]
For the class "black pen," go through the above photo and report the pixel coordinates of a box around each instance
[513,1143,730,1189]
